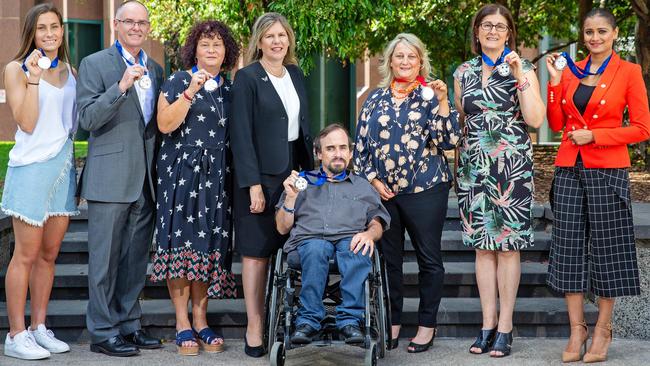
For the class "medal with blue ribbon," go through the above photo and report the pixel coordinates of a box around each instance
[482,47,512,77]
[558,52,612,79]
[191,65,221,92]
[116,40,151,89]
[294,168,348,191]
[22,48,59,72]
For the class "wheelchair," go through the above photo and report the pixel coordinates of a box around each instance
[264,247,392,366]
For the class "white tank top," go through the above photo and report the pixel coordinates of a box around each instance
[8,62,77,167]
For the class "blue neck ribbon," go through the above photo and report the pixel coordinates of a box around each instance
[481,47,511,67]
[22,48,59,72]
[191,65,221,85]
[115,40,147,76]
[299,167,348,187]
[561,52,612,80]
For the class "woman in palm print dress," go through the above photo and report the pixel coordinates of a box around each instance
[453,4,544,357]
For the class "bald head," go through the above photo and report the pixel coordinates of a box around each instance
[114,0,150,53]
[115,0,149,19]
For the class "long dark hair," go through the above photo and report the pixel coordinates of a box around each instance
[471,3,517,55]
[13,3,70,63]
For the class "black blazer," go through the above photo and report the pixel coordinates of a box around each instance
[230,61,314,188]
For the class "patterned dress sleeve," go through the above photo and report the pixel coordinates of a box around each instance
[426,95,461,150]
[453,62,470,83]
[353,89,381,182]
[161,71,184,105]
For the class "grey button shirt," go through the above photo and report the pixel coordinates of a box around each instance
[276,171,391,253]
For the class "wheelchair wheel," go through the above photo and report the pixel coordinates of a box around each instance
[266,249,285,353]
[364,341,378,366]
[270,341,285,366]
[373,253,391,358]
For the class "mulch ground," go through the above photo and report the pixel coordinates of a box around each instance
[533,146,650,203]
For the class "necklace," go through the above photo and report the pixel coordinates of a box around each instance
[260,58,285,77]
[390,79,419,99]
[205,79,226,127]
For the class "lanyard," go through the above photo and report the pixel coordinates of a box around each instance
[115,40,148,76]
[299,167,348,187]
[191,65,221,84]
[481,47,511,67]
[561,52,612,80]
[22,48,59,72]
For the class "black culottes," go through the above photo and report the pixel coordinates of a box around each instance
[547,156,640,298]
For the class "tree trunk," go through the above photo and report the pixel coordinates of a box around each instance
[633,0,650,171]
[577,0,594,55]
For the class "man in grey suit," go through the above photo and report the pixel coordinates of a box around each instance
[76,0,163,357]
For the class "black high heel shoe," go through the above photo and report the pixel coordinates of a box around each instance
[469,327,497,354]
[490,331,513,358]
[407,329,436,353]
[244,336,265,358]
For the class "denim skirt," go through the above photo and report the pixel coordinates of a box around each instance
[1,139,79,226]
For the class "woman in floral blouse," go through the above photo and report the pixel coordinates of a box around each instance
[354,33,460,353]
[453,4,544,357]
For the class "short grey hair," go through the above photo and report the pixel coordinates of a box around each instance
[115,0,149,19]
[377,33,431,88]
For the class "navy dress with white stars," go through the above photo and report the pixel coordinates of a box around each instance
[150,70,236,299]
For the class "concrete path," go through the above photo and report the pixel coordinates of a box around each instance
[2,338,649,366]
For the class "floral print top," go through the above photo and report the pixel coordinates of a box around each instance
[353,86,460,194]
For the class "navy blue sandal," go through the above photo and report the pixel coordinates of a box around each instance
[469,327,497,354]
[490,331,513,357]
[176,329,199,356]
[193,327,224,353]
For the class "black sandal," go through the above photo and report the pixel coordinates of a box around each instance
[469,327,496,354]
[490,331,513,358]
[388,338,399,350]
[407,329,436,353]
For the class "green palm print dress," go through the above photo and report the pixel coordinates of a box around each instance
[453,56,535,251]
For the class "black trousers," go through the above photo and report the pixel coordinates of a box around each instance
[379,183,449,327]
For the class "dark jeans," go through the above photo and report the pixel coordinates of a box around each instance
[294,237,372,331]
[380,183,448,327]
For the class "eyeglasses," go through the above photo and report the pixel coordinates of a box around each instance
[480,22,509,33]
[116,19,150,29]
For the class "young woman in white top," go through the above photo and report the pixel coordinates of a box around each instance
[2,3,78,360]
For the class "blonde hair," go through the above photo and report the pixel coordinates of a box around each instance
[378,33,431,88]
[245,12,298,66]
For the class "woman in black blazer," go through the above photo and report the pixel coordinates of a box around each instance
[230,12,313,357]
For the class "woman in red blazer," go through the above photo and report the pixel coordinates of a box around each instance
[545,8,650,364]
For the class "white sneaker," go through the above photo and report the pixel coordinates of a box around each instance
[4,330,51,360]
[29,324,70,353]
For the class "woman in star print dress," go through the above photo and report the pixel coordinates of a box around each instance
[453,4,545,357]
[149,21,239,354]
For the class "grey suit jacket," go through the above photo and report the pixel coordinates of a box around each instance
[76,45,163,203]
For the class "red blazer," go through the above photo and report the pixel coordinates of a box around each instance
[547,52,650,168]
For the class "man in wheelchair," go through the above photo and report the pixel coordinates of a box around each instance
[275,124,390,346]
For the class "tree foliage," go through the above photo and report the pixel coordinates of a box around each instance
[144,0,635,77]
